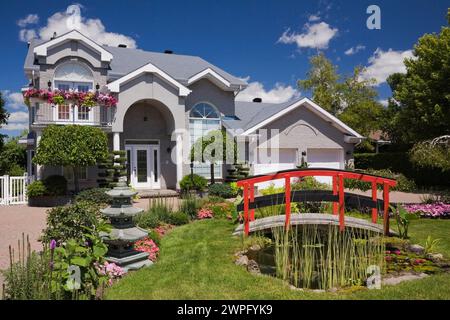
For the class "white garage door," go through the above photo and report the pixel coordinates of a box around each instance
[254,148,297,189]
[307,148,343,185]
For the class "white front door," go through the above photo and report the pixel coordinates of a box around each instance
[125,144,160,189]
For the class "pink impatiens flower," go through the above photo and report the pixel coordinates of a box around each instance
[135,237,160,262]
[197,208,214,220]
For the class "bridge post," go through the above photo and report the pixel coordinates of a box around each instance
[285,175,291,230]
[332,175,338,215]
[383,184,390,236]
[250,184,255,221]
[243,183,250,236]
[338,174,345,231]
[372,181,378,223]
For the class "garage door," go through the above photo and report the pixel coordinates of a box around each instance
[254,148,297,189]
[307,148,343,184]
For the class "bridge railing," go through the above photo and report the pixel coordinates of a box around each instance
[236,168,397,236]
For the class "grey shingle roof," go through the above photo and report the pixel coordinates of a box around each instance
[223,98,304,131]
[24,39,246,87]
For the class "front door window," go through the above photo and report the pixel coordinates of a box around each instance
[125,144,160,189]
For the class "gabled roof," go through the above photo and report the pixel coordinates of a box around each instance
[24,34,247,90]
[33,30,113,62]
[107,62,191,96]
[223,97,364,139]
[187,68,232,90]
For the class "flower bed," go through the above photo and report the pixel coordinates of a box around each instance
[134,237,160,262]
[23,88,117,107]
[404,203,450,218]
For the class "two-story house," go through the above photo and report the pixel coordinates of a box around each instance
[22,30,364,191]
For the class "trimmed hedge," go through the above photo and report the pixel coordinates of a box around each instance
[354,153,450,188]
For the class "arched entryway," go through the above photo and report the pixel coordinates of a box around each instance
[121,99,177,190]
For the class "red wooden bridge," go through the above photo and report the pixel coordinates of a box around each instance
[236,168,397,236]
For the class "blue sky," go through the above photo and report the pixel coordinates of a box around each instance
[1,0,449,137]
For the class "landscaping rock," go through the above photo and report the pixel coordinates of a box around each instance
[235,255,249,266]
[289,285,304,291]
[249,244,262,252]
[426,253,444,263]
[382,272,428,286]
[408,244,425,255]
[247,259,261,274]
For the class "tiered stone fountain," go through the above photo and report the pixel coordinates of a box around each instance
[100,177,152,272]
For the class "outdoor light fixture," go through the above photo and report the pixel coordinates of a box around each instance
[96,83,100,91]
[166,147,171,153]
[302,151,307,156]
[47,81,52,89]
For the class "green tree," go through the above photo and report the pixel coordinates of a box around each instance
[0,135,27,175]
[299,54,384,144]
[0,92,10,151]
[190,129,236,184]
[298,53,342,115]
[384,10,450,144]
[339,67,384,140]
[33,125,109,193]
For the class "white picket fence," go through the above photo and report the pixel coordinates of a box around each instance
[0,174,28,205]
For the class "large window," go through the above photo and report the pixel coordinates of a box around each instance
[189,103,222,179]
[53,62,94,122]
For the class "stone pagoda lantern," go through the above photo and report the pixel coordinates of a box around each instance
[100,177,152,272]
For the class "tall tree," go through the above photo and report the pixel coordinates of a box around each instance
[384,10,450,144]
[299,54,384,142]
[298,53,343,115]
[33,125,109,193]
[0,92,10,151]
[339,67,384,139]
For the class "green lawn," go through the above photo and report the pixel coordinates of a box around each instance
[106,219,450,300]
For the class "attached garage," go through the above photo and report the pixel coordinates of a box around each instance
[307,148,344,184]
[254,148,298,188]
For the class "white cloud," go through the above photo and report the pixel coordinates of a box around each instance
[1,111,28,131]
[8,111,29,123]
[361,48,414,85]
[2,91,27,110]
[344,44,365,56]
[236,79,300,104]
[17,14,39,27]
[1,123,28,131]
[19,29,38,42]
[18,4,137,48]
[278,22,338,50]
[308,14,321,22]
[379,99,388,107]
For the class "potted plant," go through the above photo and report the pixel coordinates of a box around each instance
[28,175,71,207]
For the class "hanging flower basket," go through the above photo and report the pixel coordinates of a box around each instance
[23,88,118,108]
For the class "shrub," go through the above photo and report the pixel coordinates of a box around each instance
[292,176,329,191]
[75,188,112,205]
[204,202,235,219]
[179,174,207,192]
[27,180,47,197]
[41,201,108,244]
[208,183,237,198]
[43,175,67,196]
[134,213,161,229]
[345,169,417,192]
[180,194,203,219]
[168,211,190,225]
[197,208,213,220]
[8,163,25,176]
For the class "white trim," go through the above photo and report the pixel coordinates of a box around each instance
[107,62,191,96]
[187,68,231,90]
[34,30,113,62]
[241,97,364,139]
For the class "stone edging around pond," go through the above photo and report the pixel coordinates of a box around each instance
[234,243,450,293]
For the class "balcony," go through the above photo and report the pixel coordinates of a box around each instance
[29,100,115,128]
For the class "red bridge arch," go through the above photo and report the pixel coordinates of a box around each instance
[236,168,397,236]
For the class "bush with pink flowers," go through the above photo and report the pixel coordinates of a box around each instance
[404,203,450,218]
[95,261,125,286]
[197,208,214,220]
[134,237,160,261]
[23,88,118,107]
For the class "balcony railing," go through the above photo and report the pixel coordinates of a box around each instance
[29,101,115,127]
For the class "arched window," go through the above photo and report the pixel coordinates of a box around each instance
[189,103,222,178]
[53,62,95,122]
